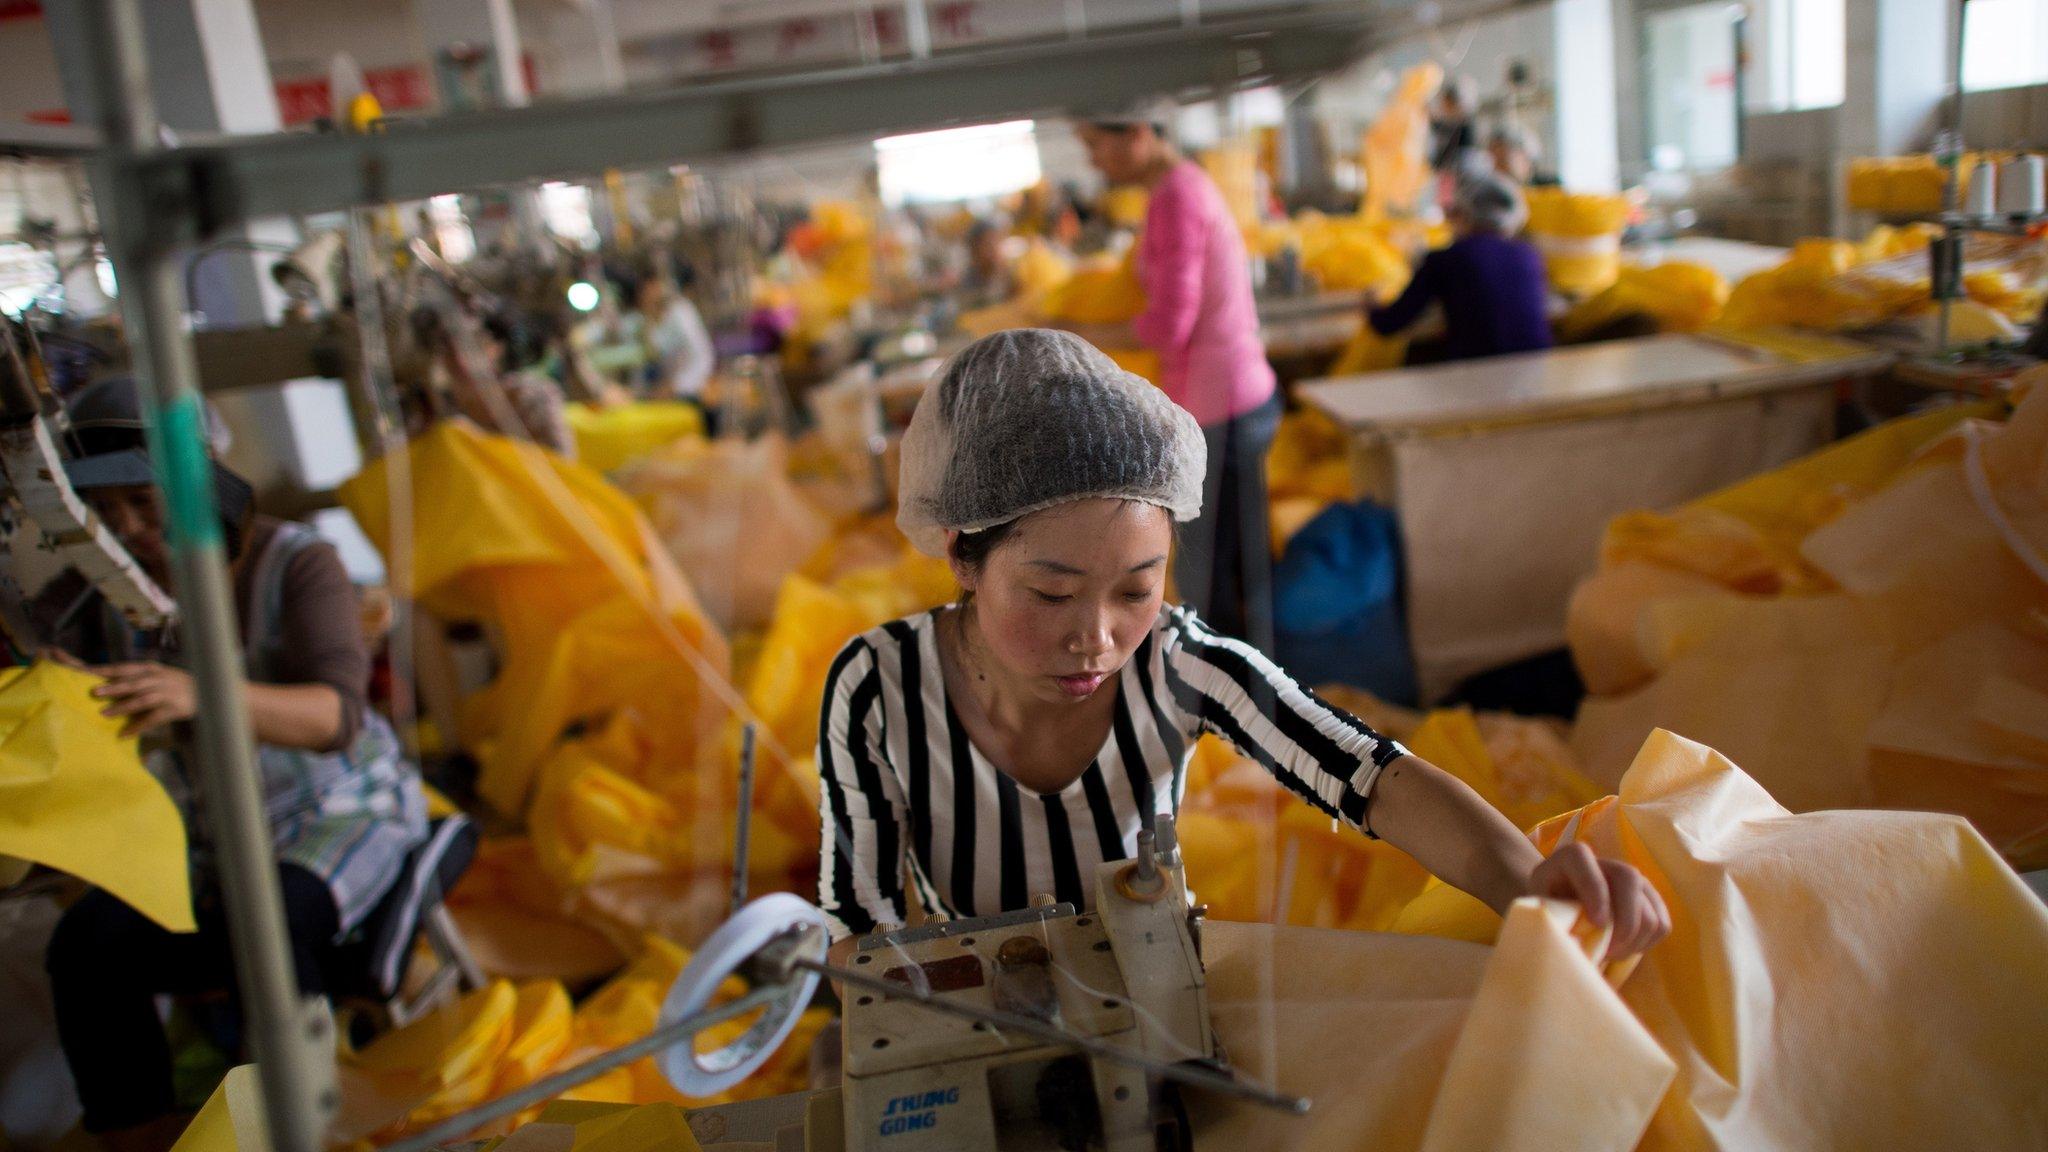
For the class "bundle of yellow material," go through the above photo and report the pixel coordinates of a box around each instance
[1201,140,1262,230]
[1264,211,1415,298]
[1033,250,1160,382]
[1717,224,2046,332]
[564,403,706,476]
[1523,187,1631,297]
[1844,154,2013,215]
[1382,730,2048,1151]
[523,710,819,948]
[560,936,829,1109]
[1010,238,1074,302]
[336,938,830,1141]
[1100,185,1151,229]
[1556,261,1728,341]
[443,836,628,983]
[1568,382,2048,868]
[743,544,958,794]
[1038,252,1145,324]
[1359,63,1441,219]
[0,661,195,933]
[615,436,833,633]
[341,422,731,822]
[1264,406,1361,554]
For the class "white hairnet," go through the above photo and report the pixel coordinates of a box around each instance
[1087,96,1178,135]
[896,329,1206,558]
[1455,171,1528,233]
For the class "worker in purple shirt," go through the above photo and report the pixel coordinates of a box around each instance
[1368,174,1554,363]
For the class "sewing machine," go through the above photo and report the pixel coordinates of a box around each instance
[665,817,1277,1152]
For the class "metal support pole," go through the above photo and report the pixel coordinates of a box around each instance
[77,2,334,1149]
[731,723,757,917]
[905,0,933,59]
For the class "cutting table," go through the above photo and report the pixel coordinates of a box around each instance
[1297,331,1895,700]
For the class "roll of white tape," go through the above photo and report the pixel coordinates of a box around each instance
[658,893,829,1097]
[1967,160,1999,218]
[1997,155,2045,217]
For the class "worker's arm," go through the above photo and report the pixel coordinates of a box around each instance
[89,664,347,750]
[1367,253,1440,336]
[1163,613,1668,958]
[1364,756,1665,956]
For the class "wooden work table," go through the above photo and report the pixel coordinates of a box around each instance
[1296,332,1895,699]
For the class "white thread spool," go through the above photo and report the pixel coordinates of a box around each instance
[1966,160,1999,219]
[1997,155,2045,218]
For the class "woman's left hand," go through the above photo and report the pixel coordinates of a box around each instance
[90,662,199,738]
[1527,841,1671,960]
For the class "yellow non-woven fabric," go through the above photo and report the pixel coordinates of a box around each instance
[0,661,194,932]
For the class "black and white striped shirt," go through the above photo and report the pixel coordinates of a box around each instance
[816,605,1408,940]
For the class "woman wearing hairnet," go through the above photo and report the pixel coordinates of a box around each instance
[817,330,1666,971]
[1070,98,1279,654]
[1367,173,1554,362]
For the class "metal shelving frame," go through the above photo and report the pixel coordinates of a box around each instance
[53,0,1523,1147]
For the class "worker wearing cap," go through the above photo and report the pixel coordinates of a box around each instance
[1367,173,1554,362]
[34,377,426,1150]
[1071,99,1280,655]
[814,330,1668,972]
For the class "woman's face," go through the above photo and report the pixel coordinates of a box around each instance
[954,499,1172,705]
[87,483,170,585]
[1078,125,1150,187]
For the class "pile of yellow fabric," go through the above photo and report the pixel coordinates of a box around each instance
[1032,249,1160,382]
[1557,261,1728,341]
[1253,211,1416,299]
[1359,63,1441,219]
[1264,406,1359,555]
[742,541,957,791]
[341,421,837,980]
[1717,223,2047,332]
[565,403,706,476]
[1524,188,1632,297]
[1844,153,2016,215]
[342,422,731,823]
[337,936,830,1142]
[1201,140,1263,231]
[1568,378,2048,868]
[1099,185,1151,229]
[1217,729,2048,1152]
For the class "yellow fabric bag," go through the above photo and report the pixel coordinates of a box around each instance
[342,422,730,818]
[1524,188,1630,297]
[1391,730,2048,1149]
[0,661,194,932]
[1358,63,1440,219]
[1557,262,1728,341]
[169,1066,267,1152]
[564,403,705,476]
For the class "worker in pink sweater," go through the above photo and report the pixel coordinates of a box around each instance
[1070,98,1279,652]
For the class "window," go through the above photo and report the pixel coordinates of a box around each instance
[538,182,600,249]
[0,242,57,317]
[1747,0,1845,112]
[426,195,477,264]
[1644,3,1742,171]
[874,121,1042,207]
[1963,0,2048,91]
